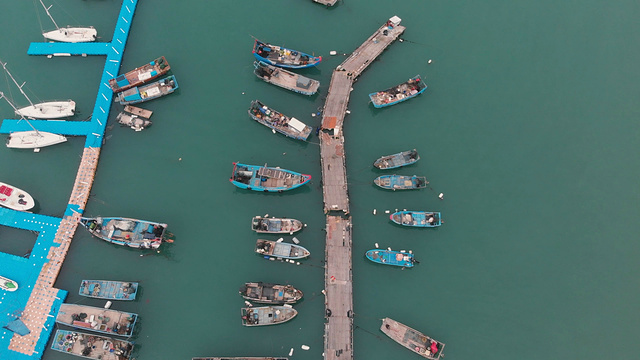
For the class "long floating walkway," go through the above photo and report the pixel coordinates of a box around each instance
[0,1,138,358]
[320,18,405,360]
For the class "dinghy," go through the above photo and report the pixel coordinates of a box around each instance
[255,239,310,260]
[240,282,303,304]
[0,182,35,211]
[241,306,297,326]
[230,163,311,192]
[390,211,442,228]
[79,280,138,301]
[253,39,321,69]
[373,149,419,169]
[79,217,168,249]
[369,75,427,108]
[380,317,445,359]
[365,249,416,268]
[374,175,428,190]
[251,216,303,234]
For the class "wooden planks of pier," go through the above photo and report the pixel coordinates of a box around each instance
[320,17,405,360]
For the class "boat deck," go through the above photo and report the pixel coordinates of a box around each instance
[124,105,152,118]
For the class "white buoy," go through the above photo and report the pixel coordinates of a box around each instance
[277,237,284,242]
[428,59,432,64]
[400,250,405,253]
[345,110,351,114]
[296,262,300,265]
[304,224,307,227]
[375,243,379,248]
[244,301,252,307]
[409,250,413,254]
[385,210,390,214]
[269,257,275,261]
[373,209,377,215]
[330,50,337,56]
[242,92,245,95]
[439,193,444,200]
[311,112,316,117]
[387,247,392,251]
[272,129,276,134]
[301,345,310,351]
[292,237,300,244]
[264,213,269,217]
[104,301,112,309]
[289,348,294,356]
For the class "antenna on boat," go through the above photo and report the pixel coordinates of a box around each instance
[38,0,60,30]
[0,60,36,108]
[0,91,41,136]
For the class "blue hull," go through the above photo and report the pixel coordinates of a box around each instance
[366,249,415,267]
[79,280,139,300]
[80,217,168,249]
[374,175,428,190]
[116,75,178,105]
[230,162,311,192]
[253,39,321,69]
[373,149,420,170]
[390,211,442,228]
[369,75,427,108]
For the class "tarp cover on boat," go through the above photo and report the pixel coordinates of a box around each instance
[289,118,307,132]
[3,318,30,336]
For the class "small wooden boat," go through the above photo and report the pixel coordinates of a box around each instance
[116,75,178,105]
[251,216,303,234]
[253,61,320,96]
[79,217,168,249]
[193,358,288,360]
[255,239,310,260]
[109,56,171,93]
[79,280,138,301]
[0,275,18,292]
[390,211,442,228]
[116,112,152,131]
[0,182,35,211]
[55,304,138,337]
[366,249,416,268]
[39,0,97,43]
[373,149,419,169]
[241,306,297,326]
[374,175,428,190]
[230,163,311,192]
[380,317,445,359]
[50,330,134,360]
[240,282,303,304]
[248,100,312,141]
[253,39,321,69]
[369,75,427,108]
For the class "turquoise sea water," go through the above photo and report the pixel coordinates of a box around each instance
[1,0,639,359]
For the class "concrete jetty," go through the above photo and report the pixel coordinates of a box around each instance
[0,1,139,358]
[320,17,405,360]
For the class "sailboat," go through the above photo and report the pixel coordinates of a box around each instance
[38,0,97,43]
[0,92,67,150]
[0,59,75,118]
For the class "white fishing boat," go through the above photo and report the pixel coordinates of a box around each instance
[0,182,35,211]
[0,60,75,119]
[1,92,67,150]
[0,275,18,292]
[38,0,97,43]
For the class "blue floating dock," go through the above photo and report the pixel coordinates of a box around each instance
[0,119,95,136]
[27,42,110,56]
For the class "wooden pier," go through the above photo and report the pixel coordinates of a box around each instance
[321,17,405,360]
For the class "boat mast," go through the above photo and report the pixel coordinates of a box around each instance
[0,60,36,108]
[38,0,60,30]
[0,92,41,135]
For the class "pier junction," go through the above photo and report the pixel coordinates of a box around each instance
[320,17,405,360]
[0,1,139,358]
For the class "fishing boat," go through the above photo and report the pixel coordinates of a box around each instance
[79,280,138,301]
[374,175,428,190]
[79,217,168,249]
[50,330,134,360]
[0,275,18,292]
[255,239,310,260]
[253,39,321,69]
[38,0,97,43]
[55,304,138,337]
[0,182,35,211]
[193,358,288,360]
[0,61,75,118]
[230,163,311,192]
[373,149,420,169]
[115,75,178,105]
[116,111,152,131]
[365,249,416,268]
[251,216,303,234]
[241,305,297,326]
[390,211,442,228]
[248,100,312,141]
[369,75,427,108]
[380,317,445,359]
[253,61,320,96]
[240,282,303,304]
[109,56,171,93]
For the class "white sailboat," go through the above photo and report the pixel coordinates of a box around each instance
[0,92,67,150]
[0,59,75,119]
[39,0,97,43]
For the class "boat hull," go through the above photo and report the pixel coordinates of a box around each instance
[79,280,139,301]
[6,131,67,149]
[0,182,35,211]
[55,304,138,337]
[230,162,311,192]
[80,217,167,249]
[373,149,420,169]
[390,211,442,227]
[109,56,171,92]
[251,216,303,234]
[374,175,428,190]
[50,330,134,360]
[241,306,297,326]
[15,100,76,119]
[253,40,321,69]
[380,317,445,359]
[116,75,178,105]
[240,282,303,304]
[43,27,97,43]
[0,275,18,291]
[366,249,415,267]
[369,75,427,108]
[255,239,310,260]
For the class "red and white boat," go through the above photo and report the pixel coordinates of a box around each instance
[0,182,35,211]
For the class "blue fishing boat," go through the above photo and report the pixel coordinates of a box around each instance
[50,329,134,360]
[115,75,178,105]
[55,304,138,337]
[255,239,310,260]
[241,305,298,326]
[373,149,420,169]
[390,211,442,228]
[79,280,139,301]
[374,175,428,190]
[79,217,168,249]
[369,75,427,108]
[253,61,320,95]
[366,249,416,268]
[248,100,312,141]
[253,39,322,69]
[230,163,311,192]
